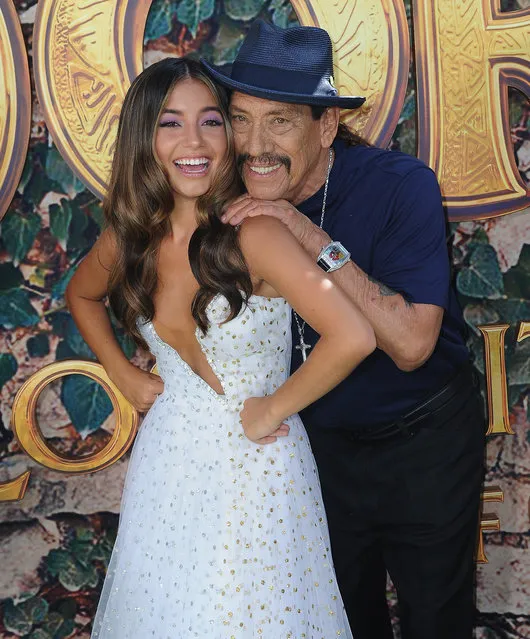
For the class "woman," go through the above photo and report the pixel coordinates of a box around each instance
[66,57,375,638]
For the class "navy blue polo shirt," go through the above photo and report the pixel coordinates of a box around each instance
[294,140,470,429]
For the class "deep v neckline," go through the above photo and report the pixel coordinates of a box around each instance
[147,319,227,401]
[147,294,288,402]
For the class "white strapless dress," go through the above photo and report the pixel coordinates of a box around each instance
[91,294,352,638]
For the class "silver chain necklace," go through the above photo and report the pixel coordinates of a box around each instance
[294,147,333,362]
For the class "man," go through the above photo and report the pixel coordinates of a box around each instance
[202,20,485,639]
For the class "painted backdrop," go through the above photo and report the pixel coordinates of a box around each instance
[1,0,530,637]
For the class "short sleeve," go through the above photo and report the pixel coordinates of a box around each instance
[371,167,450,309]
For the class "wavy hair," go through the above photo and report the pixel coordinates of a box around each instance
[104,57,250,345]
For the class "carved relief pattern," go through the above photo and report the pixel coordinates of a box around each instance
[415,0,530,218]
[34,0,150,199]
[294,0,409,147]
[0,0,31,219]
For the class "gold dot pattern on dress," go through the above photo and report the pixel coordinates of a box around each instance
[91,294,352,638]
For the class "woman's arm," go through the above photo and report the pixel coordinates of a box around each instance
[238,216,376,442]
[65,229,163,411]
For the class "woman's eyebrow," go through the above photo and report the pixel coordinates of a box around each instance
[161,106,222,115]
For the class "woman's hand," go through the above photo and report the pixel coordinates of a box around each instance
[108,362,164,412]
[240,396,290,444]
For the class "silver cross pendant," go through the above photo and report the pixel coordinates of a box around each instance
[295,340,311,362]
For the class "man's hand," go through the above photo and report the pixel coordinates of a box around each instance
[222,194,329,249]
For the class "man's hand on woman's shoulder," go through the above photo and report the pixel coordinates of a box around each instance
[221,194,326,249]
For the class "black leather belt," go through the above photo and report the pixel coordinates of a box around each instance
[348,363,477,444]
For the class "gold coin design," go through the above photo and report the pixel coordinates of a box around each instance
[33,0,152,200]
[0,0,31,219]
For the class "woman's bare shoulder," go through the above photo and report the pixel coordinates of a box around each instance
[94,227,118,270]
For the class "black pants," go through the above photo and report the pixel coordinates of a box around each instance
[305,385,486,639]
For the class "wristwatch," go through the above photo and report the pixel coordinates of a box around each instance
[317,241,351,272]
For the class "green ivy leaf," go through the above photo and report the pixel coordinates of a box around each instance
[3,599,33,636]
[118,332,137,359]
[66,201,89,255]
[83,197,105,229]
[85,564,100,588]
[491,299,530,326]
[225,0,264,20]
[145,0,173,40]
[48,311,70,337]
[55,597,77,621]
[508,383,526,409]
[515,242,530,273]
[17,152,34,195]
[467,334,485,375]
[212,17,245,66]
[63,316,95,359]
[75,526,94,542]
[49,200,73,250]
[70,528,94,567]
[398,92,416,125]
[23,168,60,208]
[88,542,109,566]
[508,338,530,386]
[42,611,65,634]
[57,555,98,591]
[29,629,53,639]
[45,549,71,578]
[18,597,48,625]
[1,209,41,265]
[502,268,528,299]
[471,226,489,244]
[27,334,50,358]
[0,289,40,329]
[45,147,86,198]
[0,353,18,388]
[270,0,295,28]
[0,263,24,291]
[456,245,504,299]
[55,618,76,638]
[56,556,87,592]
[61,375,113,437]
[503,242,530,299]
[177,0,215,38]
[463,304,500,336]
[55,339,76,361]
[109,312,137,359]
[51,265,78,301]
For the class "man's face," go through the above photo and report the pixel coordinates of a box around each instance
[230,92,326,204]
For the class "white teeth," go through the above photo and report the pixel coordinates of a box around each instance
[175,157,209,166]
[249,164,281,175]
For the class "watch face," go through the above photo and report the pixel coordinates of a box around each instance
[318,242,350,271]
[329,247,346,262]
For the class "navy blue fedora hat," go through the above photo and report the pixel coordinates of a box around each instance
[200,20,365,109]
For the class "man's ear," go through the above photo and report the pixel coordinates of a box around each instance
[320,107,340,147]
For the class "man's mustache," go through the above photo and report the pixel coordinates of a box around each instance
[237,153,291,175]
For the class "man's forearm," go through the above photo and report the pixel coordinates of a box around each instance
[302,227,439,371]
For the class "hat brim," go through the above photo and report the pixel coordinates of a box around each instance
[200,59,365,110]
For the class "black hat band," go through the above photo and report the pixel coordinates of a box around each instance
[231,62,338,98]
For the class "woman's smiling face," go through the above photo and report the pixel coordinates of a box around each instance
[154,77,228,206]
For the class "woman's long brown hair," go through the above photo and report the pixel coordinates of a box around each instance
[104,57,251,345]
